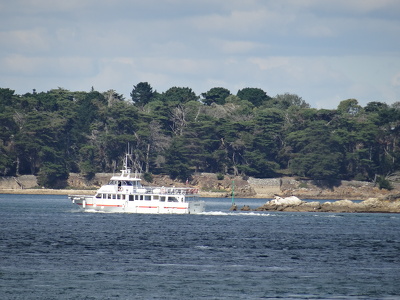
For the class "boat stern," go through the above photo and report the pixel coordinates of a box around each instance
[188,201,205,214]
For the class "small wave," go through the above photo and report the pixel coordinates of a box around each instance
[67,209,87,213]
[312,214,343,218]
[194,245,213,250]
[83,209,107,213]
[201,211,273,217]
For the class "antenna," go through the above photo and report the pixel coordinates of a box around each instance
[121,143,133,174]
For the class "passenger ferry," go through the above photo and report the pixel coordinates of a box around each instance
[69,155,205,214]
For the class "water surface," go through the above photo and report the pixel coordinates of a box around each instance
[1,194,399,299]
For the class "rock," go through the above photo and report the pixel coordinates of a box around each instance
[240,205,251,211]
[229,204,237,211]
[256,196,305,211]
[256,196,400,213]
[269,196,303,206]
[300,201,321,210]
[321,200,357,212]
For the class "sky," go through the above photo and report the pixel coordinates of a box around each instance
[1,0,399,109]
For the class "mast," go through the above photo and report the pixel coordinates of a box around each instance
[231,180,235,206]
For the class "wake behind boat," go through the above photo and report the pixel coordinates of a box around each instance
[69,154,205,214]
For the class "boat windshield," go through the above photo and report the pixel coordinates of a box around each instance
[108,180,141,187]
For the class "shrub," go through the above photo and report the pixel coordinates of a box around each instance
[377,176,393,190]
[298,182,308,188]
[354,173,367,181]
[143,172,153,183]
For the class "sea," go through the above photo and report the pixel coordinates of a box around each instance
[1,194,400,300]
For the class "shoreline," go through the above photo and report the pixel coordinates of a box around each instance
[3,188,399,213]
[0,189,241,198]
[0,188,368,200]
[0,189,97,195]
[1,174,396,201]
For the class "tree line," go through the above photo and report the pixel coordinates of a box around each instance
[0,83,399,188]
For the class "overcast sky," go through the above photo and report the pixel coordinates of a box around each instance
[1,0,399,108]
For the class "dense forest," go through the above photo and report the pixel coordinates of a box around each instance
[0,84,399,188]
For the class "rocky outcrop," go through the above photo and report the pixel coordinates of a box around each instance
[255,196,400,213]
[0,175,37,189]
[190,173,256,197]
[240,205,251,211]
[248,177,396,199]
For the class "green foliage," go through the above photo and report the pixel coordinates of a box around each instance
[79,145,97,179]
[237,87,271,107]
[0,88,16,109]
[0,84,399,187]
[164,137,193,182]
[130,82,155,106]
[272,93,310,109]
[337,99,362,116]
[376,176,393,190]
[37,162,69,188]
[0,146,14,176]
[143,172,153,183]
[160,87,198,105]
[201,87,231,105]
[298,182,308,188]
[287,121,343,179]
[216,173,224,180]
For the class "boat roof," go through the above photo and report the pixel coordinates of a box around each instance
[111,169,141,181]
[110,152,142,181]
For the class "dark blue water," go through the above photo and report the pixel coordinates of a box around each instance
[1,195,400,299]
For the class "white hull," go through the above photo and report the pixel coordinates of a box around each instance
[69,153,205,214]
[69,195,205,214]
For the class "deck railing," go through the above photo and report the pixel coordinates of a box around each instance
[105,184,199,195]
[130,187,199,195]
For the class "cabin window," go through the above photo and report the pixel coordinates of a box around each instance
[135,195,139,200]
[95,194,101,199]
[140,195,144,200]
[108,194,111,199]
[160,196,166,202]
[153,195,159,200]
[122,195,125,200]
[117,194,121,200]
[129,195,134,201]
[168,197,178,202]
[145,195,151,201]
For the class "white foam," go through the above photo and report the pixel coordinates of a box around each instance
[200,211,273,217]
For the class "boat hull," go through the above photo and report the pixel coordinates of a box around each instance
[69,195,205,214]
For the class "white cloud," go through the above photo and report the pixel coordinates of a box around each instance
[0,28,50,54]
[1,54,98,77]
[392,73,400,87]
[212,39,265,55]
[0,0,399,108]
[192,9,284,34]
[283,0,400,14]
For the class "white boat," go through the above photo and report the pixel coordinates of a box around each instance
[68,155,205,214]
